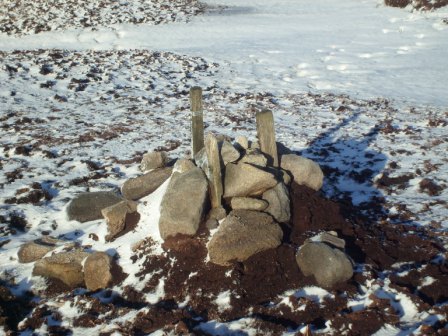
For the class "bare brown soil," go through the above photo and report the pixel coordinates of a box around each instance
[2,182,446,334]
[385,0,448,10]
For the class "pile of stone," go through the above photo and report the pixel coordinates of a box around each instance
[17,106,353,290]
[18,237,116,291]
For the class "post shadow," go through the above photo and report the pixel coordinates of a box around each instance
[287,111,390,265]
[299,111,388,219]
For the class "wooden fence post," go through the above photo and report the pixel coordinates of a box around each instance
[205,133,223,208]
[190,87,204,158]
[256,109,278,167]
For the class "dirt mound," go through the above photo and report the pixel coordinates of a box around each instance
[105,183,445,334]
[12,183,447,334]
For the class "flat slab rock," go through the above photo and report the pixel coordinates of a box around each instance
[121,167,172,200]
[224,163,278,198]
[66,191,123,223]
[207,210,283,266]
[33,250,90,288]
[230,197,268,211]
[17,236,60,263]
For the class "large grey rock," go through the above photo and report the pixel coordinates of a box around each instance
[67,192,123,223]
[33,250,90,288]
[224,163,278,198]
[280,154,324,191]
[220,141,240,166]
[296,242,353,288]
[230,197,269,211]
[159,168,208,239]
[18,236,60,263]
[102,200,138,241]
[84,252,113,291]
[208,210,283,266]
[262,182,291,223]
[140,151,168,172]
[121,167,172,200]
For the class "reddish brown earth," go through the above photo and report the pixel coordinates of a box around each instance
[2,183,447,335]
[385,0,448,10]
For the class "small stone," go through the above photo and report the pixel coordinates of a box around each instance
[175,321,191,335]
[220,141,240,166]
[121,167,172,200]
[33,250,90,288]
[84,252,113,291]
[224,163,278,198]
[193,147,208,173]
[249,140,259,149]
[307,232,346,249]
[230,197,269,211]
[280,154,324,191]
[296,242,353,288]
[173,158,196,174]
[159,167,208,239]
[208,210,283,266]
[18,237,59,263]
[66,192,123,223]
[235,136,249,150]
[280,169,292,185]
[205,218,219,230]
[102,200,138,241]
[207,207,227,221]
[262,182,291,223]
[140,151,168,172]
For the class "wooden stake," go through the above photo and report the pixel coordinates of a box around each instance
[256,109,278,167]
[205,133,223,208]
[190,87,204,158]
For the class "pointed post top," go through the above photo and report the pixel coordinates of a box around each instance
[190,87,204,158]
[256,109,278,167]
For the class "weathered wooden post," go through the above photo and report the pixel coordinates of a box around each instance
[190,87,204,158]
[205,133,223,208]
[256,109,278,167]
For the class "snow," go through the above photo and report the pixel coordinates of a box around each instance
[1,0,448,105]
[214,290,232,313]
[197,317,259,336]
[1,0,447,334]
[419,276,436,288]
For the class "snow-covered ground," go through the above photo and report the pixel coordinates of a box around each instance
[1,0,448,105]
[0,0,447,334]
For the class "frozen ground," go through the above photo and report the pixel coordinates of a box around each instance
[1,0,448,105]
[0,0,447,334]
